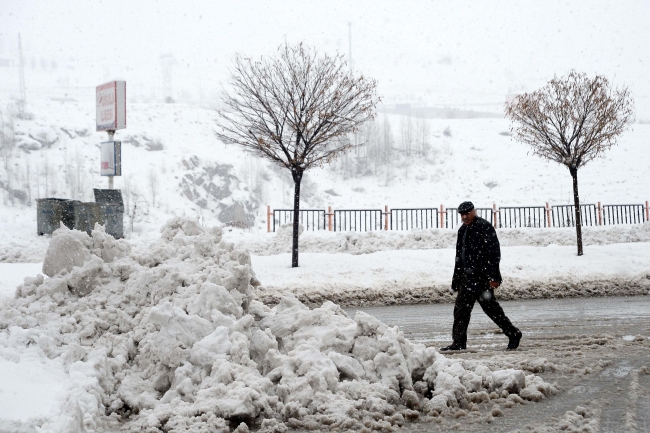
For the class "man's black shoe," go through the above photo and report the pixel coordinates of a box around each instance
[440,343,466,352]
[507,330,522,350]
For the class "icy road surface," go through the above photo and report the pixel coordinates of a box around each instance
[342,295,650,432]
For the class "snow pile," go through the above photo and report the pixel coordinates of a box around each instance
[0,219,556,432]
[238,222,650,256]
[3,219,650,265]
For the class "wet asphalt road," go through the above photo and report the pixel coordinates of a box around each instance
[346,295,650,432]
[346,295,650,349]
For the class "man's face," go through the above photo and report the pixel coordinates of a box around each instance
[460,209,476,225]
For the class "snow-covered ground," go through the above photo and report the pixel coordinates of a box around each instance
[0,263,42,298]
[1,77,648,433]
[0,220,559,432]
[2,2,650,430]
[4,224,650,307]
[251,242,650,307]
[0,221,647,432]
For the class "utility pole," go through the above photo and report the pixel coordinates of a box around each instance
[348,22,352,72]
[18,34,26,102]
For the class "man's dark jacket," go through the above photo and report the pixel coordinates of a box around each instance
[452,216,502,291]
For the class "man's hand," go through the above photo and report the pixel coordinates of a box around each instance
[489,281,500,289]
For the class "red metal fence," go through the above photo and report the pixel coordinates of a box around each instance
[267,201,650,232]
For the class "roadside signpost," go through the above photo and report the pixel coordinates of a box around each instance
[100,141,122,176]
[96,81,126,188]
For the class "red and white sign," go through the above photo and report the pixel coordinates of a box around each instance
[96,81,126,131]
[100,141,122,176]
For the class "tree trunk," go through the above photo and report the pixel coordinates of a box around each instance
[291,167,303,268]
[569,166,584,256]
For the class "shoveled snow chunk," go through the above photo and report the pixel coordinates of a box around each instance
[328,351,365,381]
[190,326,231,367]
[42,227,91,277]
[492,369,526,393]
[66,255,106,296]
[186,283,242,319]
[355,311,387,336]
[428,394,449,413]
[118,373,160,410]
[144,301,214,367]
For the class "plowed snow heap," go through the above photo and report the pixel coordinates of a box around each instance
[1,218,555,432]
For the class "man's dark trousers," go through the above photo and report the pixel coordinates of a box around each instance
[452,283,519,348]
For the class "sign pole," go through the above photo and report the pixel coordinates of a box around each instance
[107,130,115,189]
[97,80,125,190]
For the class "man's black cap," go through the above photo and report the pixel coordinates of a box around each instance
[458,201,474,213]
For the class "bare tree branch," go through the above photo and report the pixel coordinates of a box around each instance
[505,70,634,256]
[215,42,380,267]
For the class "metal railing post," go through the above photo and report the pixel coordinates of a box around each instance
[597,201,602,226]
[646,201,649,222]
[384,205,389,230]
[267,206,271,232]
[545,202,551,228]
[327,206,333,231]
[492,203,498,227]
[439,205,444,229]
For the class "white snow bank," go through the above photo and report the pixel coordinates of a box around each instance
[3,221,650,265]
[252,243,650,306]
[0,219,556,432]
[0,343,68,421]
[236,222,650,256]
[0,263,43,299]
[0,217,50,263]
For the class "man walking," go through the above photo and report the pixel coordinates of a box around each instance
[441,201,522,351]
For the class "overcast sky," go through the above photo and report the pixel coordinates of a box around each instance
[1,0,649,114]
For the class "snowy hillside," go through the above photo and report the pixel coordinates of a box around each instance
[1,99,648,234]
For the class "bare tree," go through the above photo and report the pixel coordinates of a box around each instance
[380,116,395,186]
[40,157,54,197]
[240,157,269,205]
[216,42,379,267]
[505,71,634,255]
[0,109,16,171]
[0,109,16,204]
[415,113,430,156]
[400,114,414,156]
[122,176,149,234]
[147,167,159,208]
[24,159,32,203]
[70,145,86,200]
